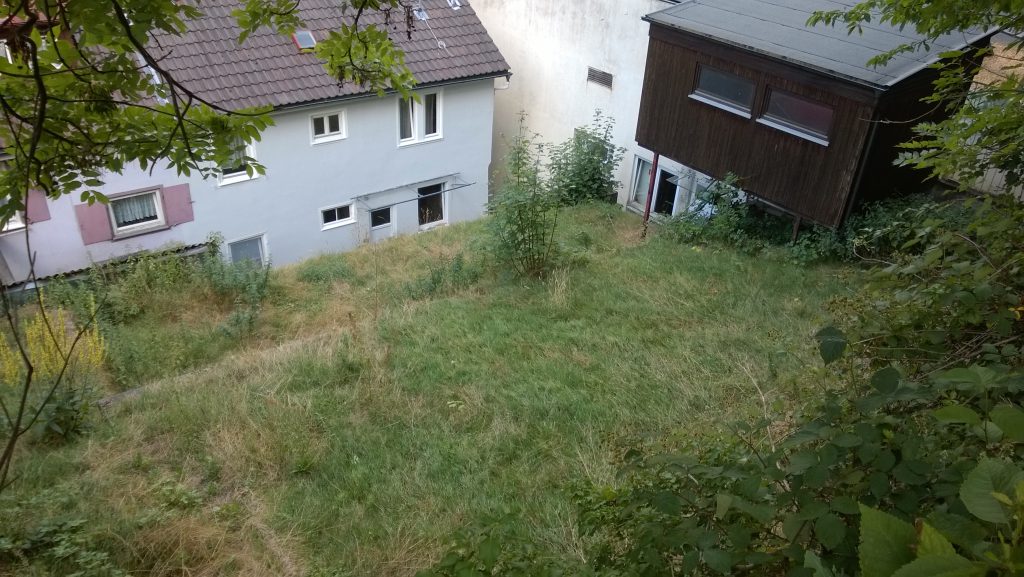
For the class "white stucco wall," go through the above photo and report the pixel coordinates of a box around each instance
[471,0,685,205]
[0,78,497,282]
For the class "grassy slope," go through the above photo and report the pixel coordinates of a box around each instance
[2,207,848,577]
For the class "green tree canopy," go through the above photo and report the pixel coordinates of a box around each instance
[809,1,1024,189]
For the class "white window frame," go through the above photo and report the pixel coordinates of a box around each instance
[219,142,258,186]
[416,180,448,230]
[369,206,393,230]
[1,210,25,234]
[310,109,347,145]
[108,189,166,237]
[227,233,267,265]
[629,156,693,217]
[320,202,356,230]
[398,90,443,146]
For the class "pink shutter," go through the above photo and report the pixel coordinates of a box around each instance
[161,184,194,226]
[25,190,50,223]
[74,202,113,245]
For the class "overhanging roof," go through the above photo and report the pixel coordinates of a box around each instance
[150,0,510,111]
[644,0,994,89]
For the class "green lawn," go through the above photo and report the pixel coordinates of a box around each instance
[1,206,848,577]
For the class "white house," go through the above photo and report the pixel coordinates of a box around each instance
[0,0,509,283]
[470,0,712,217]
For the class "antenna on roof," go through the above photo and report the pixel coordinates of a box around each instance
[412,1,429,21]
[291,30,317,53]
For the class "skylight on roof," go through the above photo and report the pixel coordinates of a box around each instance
[291,30,317,52]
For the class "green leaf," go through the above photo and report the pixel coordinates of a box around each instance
[477,538,500,568]
[871,367,901,394]
[932,405,981,426]
[859,505,916,577]
[651,490,683,515]
[804,551,836,577]
[715,493,733,519]
[815,326,847,365]
[959,459,1024,524]
[890,555,979,577]
[989,404,1024,442]
[702,549,734,575]
[916,523,955,557]
[814,513,847,550]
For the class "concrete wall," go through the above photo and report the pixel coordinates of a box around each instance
[471,0,685,205]
[0,79,496,282]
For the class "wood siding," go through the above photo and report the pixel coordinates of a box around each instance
[636,26,879,227]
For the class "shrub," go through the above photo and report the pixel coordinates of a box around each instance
[487,115,560,278]
[548,111,625,205]
[404,252,483,299]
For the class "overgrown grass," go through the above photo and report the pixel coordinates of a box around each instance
[1,206,849,577]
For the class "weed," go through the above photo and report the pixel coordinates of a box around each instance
[296,255,355,285]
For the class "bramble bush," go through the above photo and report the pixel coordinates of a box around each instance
[421,193,1024,577]
[487,115,560,279]
[548,111,625,206]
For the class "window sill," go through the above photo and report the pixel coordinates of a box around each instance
[218,173,259,187]
[399,135,443,148]
[321,219,356,231]
[755,118,829,147]
[418,220,447,231]
[371,223,392,231]
[0,225,26,236]
[688,93,752,119]
[312,134,346,146]
[112,223,170,241]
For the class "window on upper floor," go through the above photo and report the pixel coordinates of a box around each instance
[311,110,346,144]
[321,202,355,229]
[219,141,257,186]
[399,91,442,145]
[758,88,834,146]
[690,65,755,117]
[1,201,24,233]
[109,189,165,236]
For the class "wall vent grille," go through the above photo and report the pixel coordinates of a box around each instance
[587,67,613,89]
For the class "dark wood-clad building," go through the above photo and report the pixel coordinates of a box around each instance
[636,0,994,227]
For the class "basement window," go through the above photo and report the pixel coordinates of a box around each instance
[690,65,755,117]
[229,235,265,264]
[321,203,355,229]
[417,183,445,227]
[758,89,833,145]
[370,207,392,228]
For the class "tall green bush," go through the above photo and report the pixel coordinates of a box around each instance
[548,111,625,205]
[487,115,560,278]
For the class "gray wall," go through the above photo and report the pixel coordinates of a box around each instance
[0,79,496,281]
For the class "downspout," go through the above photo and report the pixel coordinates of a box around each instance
[640,153,660,238]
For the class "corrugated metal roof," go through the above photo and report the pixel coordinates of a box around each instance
[644,0,993,88]
[150,0,509,110]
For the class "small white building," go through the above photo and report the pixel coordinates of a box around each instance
[0,0,509,283]
[470,0,710,216]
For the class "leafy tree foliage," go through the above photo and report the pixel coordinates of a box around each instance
[808,1,1024,189]
[548,111,625,206]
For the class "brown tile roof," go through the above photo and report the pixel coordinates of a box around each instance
[151,0,509,110]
